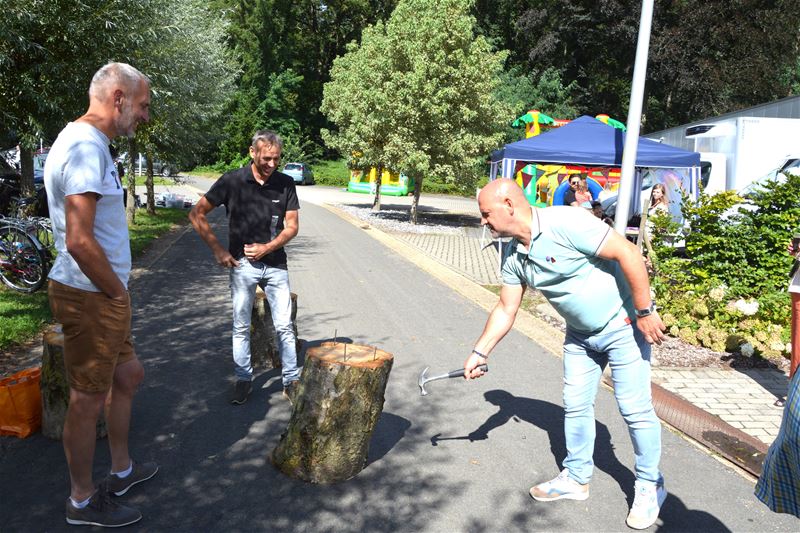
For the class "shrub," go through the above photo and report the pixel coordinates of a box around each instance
[649,172,800,362]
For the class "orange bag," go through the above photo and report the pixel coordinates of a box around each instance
[0,367,42,438]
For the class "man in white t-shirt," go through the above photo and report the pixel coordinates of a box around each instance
[44,62,155,528]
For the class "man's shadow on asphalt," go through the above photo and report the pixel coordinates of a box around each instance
[430,389,636,500]
[431,390,732,532]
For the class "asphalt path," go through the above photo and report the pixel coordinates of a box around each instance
[0,187,797,531]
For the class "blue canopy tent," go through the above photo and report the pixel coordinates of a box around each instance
[489,116,701,219]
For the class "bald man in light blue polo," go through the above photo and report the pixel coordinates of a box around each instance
[463,178,667,530]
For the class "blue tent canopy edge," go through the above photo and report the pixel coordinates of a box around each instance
[491,115,700,168]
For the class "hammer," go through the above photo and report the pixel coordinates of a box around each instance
[418,364,488,396]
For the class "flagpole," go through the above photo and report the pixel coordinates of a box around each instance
[614,0,655,235]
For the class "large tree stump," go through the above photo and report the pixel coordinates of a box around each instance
[271,342,393,483]
[251,288,301,370]
[40,324,107,440]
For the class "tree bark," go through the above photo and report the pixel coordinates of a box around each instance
[146,161,155,215]
[271,342,393,483]
[19,145,35,197]
[126,139,138,225]
[251,288,300,370]
[372,164,383,212]
[410,175,423,224]
[40,324,107,440]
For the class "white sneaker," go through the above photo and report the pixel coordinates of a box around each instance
[529,469,589,501]
[626,476,667,530]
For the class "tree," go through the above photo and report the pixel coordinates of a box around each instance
[321,20,395,210]
[213,0,398,165]
[323,0,511,222]
[646,0,800,130]
[123,0,237,221]
[0,0,166,195]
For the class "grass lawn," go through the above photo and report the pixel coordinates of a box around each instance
[184,168,222,180]
[133,176,174,186]
[0,207,189,351]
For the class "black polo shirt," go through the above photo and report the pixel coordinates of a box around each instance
[204,165,299,269]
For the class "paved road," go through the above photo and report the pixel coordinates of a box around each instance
[0,187,796,531]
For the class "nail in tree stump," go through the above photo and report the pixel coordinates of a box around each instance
[251,288,301,370]
[271,342,393,483]
[41,324,107,440]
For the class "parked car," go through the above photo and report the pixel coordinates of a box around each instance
[282,162,314,185]
[0,157,48,217]
[119,152,180,177]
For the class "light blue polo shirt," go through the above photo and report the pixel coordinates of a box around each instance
[501,206,634,334]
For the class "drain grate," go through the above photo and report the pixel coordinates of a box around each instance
[603,377,768,476]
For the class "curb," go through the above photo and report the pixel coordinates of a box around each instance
[321,202,767,479]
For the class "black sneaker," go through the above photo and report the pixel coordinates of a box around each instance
[282,380,300,405]
[231,380,252,405]
[65,483,142,527]
[106,460,159,496]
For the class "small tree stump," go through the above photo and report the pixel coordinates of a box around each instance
[41,324,107,440]
[251,288,301,370]
[271,342,393,483]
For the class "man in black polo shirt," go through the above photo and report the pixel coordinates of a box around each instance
[189,130,300,405]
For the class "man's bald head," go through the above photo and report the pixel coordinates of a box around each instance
[479,178,528,206]
[477,178,533,241]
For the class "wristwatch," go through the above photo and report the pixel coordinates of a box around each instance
[635,301,657,318]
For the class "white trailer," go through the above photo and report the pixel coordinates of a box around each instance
[686,117,800,194]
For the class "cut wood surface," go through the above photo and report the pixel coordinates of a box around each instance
[40,324,107,441]
[271,342,393,483]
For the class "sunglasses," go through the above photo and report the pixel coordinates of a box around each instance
[570,180,579,185]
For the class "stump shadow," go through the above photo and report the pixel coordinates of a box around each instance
[366,412,412,466]
[431,389,636,500]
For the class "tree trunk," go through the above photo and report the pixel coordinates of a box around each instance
[19,145,35,197]
[126,139,137,225]
[40,325,107,440]
[271,342,393,483]
[144,163,156,215]
[410,175,423,224]
[371,165,383,212]
[251,288,300,370]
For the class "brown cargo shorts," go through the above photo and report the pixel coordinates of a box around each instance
[48,280,136,393]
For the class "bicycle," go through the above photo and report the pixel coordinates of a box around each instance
[0,217,50,293]
[0,196,54,293]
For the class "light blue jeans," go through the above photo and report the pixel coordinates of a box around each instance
[230,258,299,386]
[561,315,662,485]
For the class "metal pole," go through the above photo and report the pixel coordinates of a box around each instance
[613,0,655,236]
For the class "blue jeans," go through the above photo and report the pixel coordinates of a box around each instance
[561,315,662,485]
[230,258,299,386]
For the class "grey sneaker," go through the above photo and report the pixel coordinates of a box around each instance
[106,460,158,496]
[231,380,252,405]
[282,380,300,405]
[65,483,142,527]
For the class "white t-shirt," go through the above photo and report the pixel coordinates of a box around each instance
[791,267,800,294]
[44,122,131,291]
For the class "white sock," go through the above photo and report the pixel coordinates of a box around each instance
[111,461,133,478]
[70,495,92,509]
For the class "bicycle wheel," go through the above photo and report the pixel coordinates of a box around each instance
[0,225,47,293]
[33,218,56,265]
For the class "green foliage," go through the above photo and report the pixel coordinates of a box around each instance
[651,173,800,360]
[313,159,351,187]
